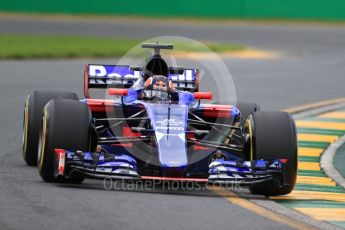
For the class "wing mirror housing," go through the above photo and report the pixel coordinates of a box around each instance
[108,88,128,96]
[194,92,213,100]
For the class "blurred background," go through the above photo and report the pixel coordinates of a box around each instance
[1,1,345,230]
[1,0,345,20]
[1,0,345,109]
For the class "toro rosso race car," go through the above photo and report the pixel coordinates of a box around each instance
[22,43,297,195]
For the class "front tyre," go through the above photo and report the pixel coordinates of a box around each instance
[38,99,93,183]
[22,90,79,166]
[247,111,297,196]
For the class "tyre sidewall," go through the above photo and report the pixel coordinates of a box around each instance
[23,91,79,166]
[38,99,92,182]
[249,111,297,195]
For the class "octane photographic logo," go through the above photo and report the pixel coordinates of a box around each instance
[104,36,237,167]
[103,177,243,191]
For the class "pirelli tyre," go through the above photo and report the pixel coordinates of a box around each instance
[22,91,79,166]
[38,99,93,183]
[210,101,260,139]
[230,101,260,159]
[234,101,260,122]
[246,111,297,196]
[213,101,260,121]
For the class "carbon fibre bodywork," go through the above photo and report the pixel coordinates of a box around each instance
[47,43,289,187]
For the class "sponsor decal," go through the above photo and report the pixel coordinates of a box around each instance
[209,150,229,164]
[88,65,140,84]
[156,118,183,126]
[156,126,184,131]
[88,65,197,89]
[156,119,184,131]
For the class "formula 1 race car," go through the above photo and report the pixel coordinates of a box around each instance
[22,43,297,195]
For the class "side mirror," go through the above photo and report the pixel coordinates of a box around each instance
[108,88,128,96]
[194,92,213,100]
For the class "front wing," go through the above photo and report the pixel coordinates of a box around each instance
[54,149,287,186]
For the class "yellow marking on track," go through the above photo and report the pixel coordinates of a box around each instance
[209,186,314,230]
[223,49,278,59]
[295,120,345,131]
[168,51,218,59]
[283,97,345,114]
[280,100,345,225]
[168,49,278,60]
[319,112,345,119]
[297,133,338,143]
[294,208,345,221]
[298,162,320,171]
[298,148,323,157]
[297,176,336,186]
[271,191,345,202]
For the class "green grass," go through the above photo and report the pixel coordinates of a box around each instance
[0,34,245,59]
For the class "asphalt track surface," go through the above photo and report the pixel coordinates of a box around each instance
[0,17,345,230]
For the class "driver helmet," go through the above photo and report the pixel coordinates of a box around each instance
[144,75,174,91]
[143,75,174,100]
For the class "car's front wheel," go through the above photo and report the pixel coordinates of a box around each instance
[22,90,79,166]
[246,111,297,196]
[38,99,94,183]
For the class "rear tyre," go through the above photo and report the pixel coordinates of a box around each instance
[234,101,260,122]
[247,111,297,196]
[233,101,260,135]
[22,91,79,166]
[232,101,260,158]
[38,99,93,183]
[212,101,260,121]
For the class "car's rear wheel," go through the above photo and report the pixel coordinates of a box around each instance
[22,91,79,166]
[246,111,297,196]
[205,101,261,158]
[212,101,260,121]
[38,99,93,183]
[234,101,260,122]
[232,101,260,158]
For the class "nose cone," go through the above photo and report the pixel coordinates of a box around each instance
[146,104,189,169]
[155,131,187,168]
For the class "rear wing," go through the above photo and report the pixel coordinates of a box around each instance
[84,64,199,98]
